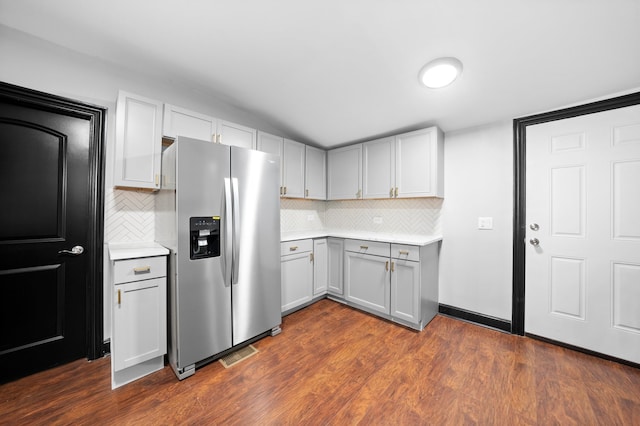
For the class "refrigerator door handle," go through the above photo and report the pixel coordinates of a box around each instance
[231,177,241,285]
[222,178,233,286]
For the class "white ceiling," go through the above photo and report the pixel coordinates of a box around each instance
[1,0,639,148]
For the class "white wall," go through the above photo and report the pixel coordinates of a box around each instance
[439,121,513,320]
[0,25,291,340]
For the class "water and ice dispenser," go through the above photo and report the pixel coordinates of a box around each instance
[189,216,220,259]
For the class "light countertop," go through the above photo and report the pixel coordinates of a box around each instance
[281,230,442,246]
[108,242,170,260]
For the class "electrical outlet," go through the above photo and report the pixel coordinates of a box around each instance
[478,217,493,230]
[373,216,383,224]
[307,214,315,221]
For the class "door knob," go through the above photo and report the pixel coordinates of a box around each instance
[58,245,85,255]
[529,223,539,231]
[529,238,540,247]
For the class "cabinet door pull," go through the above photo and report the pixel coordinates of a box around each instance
[359,245,368,250]
[310,253,314,262]
[390,188,394,198]
[284,186,287,195]
[155,174,160,186]
[289,246,298,251]
[391,261,395,272]
[398,250,410,255]
[385,261,389,271]
[133,266,151,274]
[305,189,309,197]
[394,187,398,197]
[117,289,121,305]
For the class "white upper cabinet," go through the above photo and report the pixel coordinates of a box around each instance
[163,104,256,149]
[257,131,284,190]
[305,145,327,200]
[361,127,444,199]
[282,139,305,198]
[362,136,395,199]
[218,120,256,150]
[395,127,444,198]
[163,104,216,142]
[114,90,163,190]
[328,144,362,200]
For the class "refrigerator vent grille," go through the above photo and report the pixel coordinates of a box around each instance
[219,345,259,368]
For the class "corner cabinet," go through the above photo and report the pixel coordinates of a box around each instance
[313,239,328,295]
[114,91,163,190]
[109,243,169,389]
[327,238,344,296]
[328,144,362,200]
[305,146,327,200]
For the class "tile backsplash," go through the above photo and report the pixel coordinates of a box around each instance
[281,198,442,235]
[105,187,155,242]
[106,190,443,244]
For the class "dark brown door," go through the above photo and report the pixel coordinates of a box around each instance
[0,83,105,383]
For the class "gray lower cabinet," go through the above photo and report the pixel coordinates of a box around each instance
[281,239,313,314]
[327,238,344,296]
[313,239,328,296]
[343,239,439,330]
[344,248,390,315]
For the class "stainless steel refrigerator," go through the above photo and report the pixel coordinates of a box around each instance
[156,136,281,380]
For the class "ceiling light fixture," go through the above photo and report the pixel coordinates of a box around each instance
[418,57,463,89]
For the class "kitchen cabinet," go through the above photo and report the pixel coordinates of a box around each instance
[344,240,391,314]
[327,238,344,296]
[109,243,169,389]
[218,120,256,150]
[163,104,216,142]
[343,239,439,330]
[313,239,328,295]
[328,144,362,200]
[258,133,325,200]
[282,139,305,198]
[362,136,395,199]
[395,127,444,198]
[362,127,444,199]
[305,146,327,200]
[281,239,313,313]
[114,90,163,190]
[163,104,256,149]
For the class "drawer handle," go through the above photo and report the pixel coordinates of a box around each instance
[398,250,410,255]
[289,246,298,251]
[360,245,368,250]
[133,266,151,274]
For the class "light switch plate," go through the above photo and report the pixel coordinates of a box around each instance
[478,217,493,230]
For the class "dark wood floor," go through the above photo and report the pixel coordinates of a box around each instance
[2,299,639,425]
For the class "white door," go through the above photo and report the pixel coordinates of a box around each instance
[525,104,640,363]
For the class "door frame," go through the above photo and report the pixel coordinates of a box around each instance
[0,82,106,360]
[512,91,640,335]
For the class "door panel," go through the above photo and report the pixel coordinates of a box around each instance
[0,85,104,383]
[525,104,640,363]
[231,147,281,345]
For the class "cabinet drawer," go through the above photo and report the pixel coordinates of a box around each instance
[344,239,390,258]
[391,244,420,262]
[281,239,313,256]
[114,256,167,284]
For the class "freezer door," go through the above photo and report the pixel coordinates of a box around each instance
[176,138,232,368]
[230,147,282,345]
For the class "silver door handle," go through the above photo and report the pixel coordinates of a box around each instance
[231,177,240,285]
[58,245,84,255]
[529,238,540,246]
